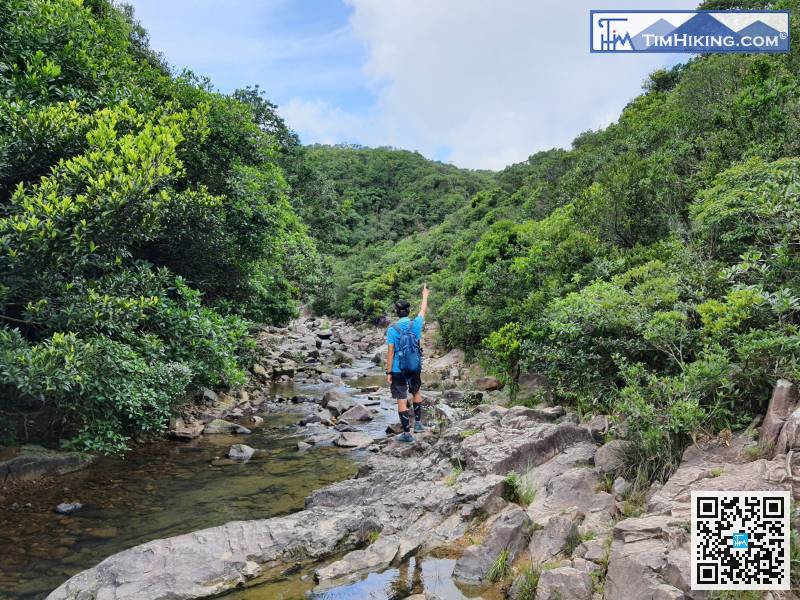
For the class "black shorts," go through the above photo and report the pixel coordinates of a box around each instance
[390,371,422,399]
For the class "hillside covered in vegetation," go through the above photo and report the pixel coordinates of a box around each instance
[2,0,799,489]
[311,0,800,481]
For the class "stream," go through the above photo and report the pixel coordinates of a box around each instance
[0,358,493,600]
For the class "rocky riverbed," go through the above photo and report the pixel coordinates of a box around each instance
[7,316,800,600]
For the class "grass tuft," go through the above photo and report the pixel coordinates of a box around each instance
[504,470,536,506]
[486,549,511,583]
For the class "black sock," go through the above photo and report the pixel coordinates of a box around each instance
[399,410,410,432]
[413,403,422,423]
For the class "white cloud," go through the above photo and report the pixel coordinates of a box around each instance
[280,98,371,145]
[326,0,697,169]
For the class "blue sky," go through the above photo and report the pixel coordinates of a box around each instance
[126,0,694,169]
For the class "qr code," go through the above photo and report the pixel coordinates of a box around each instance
[691,490,790,590]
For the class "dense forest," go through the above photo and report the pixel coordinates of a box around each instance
[1,0,799,488]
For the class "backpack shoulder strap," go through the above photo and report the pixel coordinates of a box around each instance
[391,323,404,336]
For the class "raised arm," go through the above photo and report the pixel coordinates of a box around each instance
[419,283,430,319]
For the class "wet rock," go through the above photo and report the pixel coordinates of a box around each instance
[473,376,502,391]
[760,378,799,446]
[386,423,404,435]
[327,398,355,418]
[247,415,264,426]
[359,385,380,393]
[333,422,361,433]
[333,350,354,365]
[0,445,93,486]
[168,417,205,440]
[333,432,373,448]
[297,441,311,451]
[55,502,82,515]
[319,373,343,385]
[452,505,531,583]
[203,419,251,435]
[228,444,255,462]
[528,514,578,564]
[536,567,592,600]
[316,329,333,340]
[315,535,399,584]
[339,404,372,422]
[594,439,630,474]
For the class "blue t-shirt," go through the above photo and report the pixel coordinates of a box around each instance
[386,315,424,372]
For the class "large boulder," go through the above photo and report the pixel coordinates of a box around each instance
[452,505,531,583]
[760,378,799,446]
[0,445,93,486]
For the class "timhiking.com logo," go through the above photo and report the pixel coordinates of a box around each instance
[591,10,790,53]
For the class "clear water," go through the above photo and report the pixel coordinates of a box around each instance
[224,556,502,600]
[0,413,357,600]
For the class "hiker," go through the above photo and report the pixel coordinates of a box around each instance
[386,283,429,442]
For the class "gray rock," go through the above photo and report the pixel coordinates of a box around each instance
[775,405,800,455]
[168,417,204,440]
[452,505,531,583]
[536,567,592,600]
[528,515,578,564]
[333,421,361,433]
[315,535,399,584]
[760,378,798,446]
[473,376,503,391]
[0,445,93,486]
[594,439,630,474]
[612,476,631,498]
[251,363,269,380]
[55,502,82,515]
[604,516,690,600]
[333,432,373,448]
[201,387,219,403]
[327,398,354,418]
[228,444,255,462]
[203,419,251,435]
[339,404,372,422]
[297,441,311,451]
[333,350,354,365]
[581,537,608,564]
[585,414,609,441]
